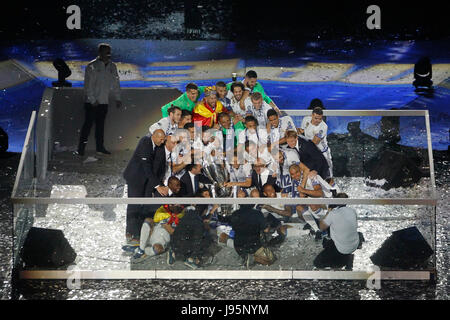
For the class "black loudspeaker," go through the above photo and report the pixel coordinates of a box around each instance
[370,226,433,269]
[0,126,8,153]
[21,227,77,268]
[365,150,423,190]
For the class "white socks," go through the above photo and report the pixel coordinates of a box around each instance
[139,221,151,251]
[302,209,320,232]
[144,246,157,256]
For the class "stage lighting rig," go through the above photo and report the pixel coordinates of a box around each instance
[413,57,433,90]
[52,58,72,87]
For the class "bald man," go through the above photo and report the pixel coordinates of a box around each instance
[152,134,181,189]
[123,129,166,243]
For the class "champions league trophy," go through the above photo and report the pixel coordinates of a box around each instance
[202,160,234,215]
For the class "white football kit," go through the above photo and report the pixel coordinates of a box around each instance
[269,115,297,146]
[273,148,300,191]
[300,115,333,177]
[149,117,178,136]
[244,97,273,129]
[226,163,252,183]
[226,91,247,117]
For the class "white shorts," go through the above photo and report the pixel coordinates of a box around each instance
[323,148,333,177]
[149,224,171,250]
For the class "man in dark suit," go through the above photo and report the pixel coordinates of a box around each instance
[285,130,330,179]
[250,158,281,194]
[151,134,180,190]
[123,129,166,242]
[180,163,213,197]
[122,176,184,258]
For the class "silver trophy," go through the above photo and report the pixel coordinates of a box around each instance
[202,161,234,215]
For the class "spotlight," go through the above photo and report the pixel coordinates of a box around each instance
[52,58,72,87]
[413,56,433,90]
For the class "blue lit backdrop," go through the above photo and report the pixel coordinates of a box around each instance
[0,39,449,152]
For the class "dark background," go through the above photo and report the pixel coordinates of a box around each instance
[0,0,448,41]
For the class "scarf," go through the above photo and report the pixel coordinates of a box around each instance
[163,204,180,226]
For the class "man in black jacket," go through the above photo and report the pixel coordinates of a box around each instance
[168,198,215,269]
[151,134,180,189]
[123,129,166,242]
[250,157,281,193]
[230,204,268,268]
[179,163,213,197]
[285,130,330,180]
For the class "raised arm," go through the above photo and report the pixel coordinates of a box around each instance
[224,177,252,188]
[298,183,324,198]
[261,204,292,217]
[299,162,310,189]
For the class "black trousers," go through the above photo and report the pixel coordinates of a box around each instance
[172,230,212,261]
[266,213,280,228]
[313,238,352,268]
[79,103,108,151]
[126,181,156,239]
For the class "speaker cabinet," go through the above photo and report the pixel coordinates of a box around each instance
[370,226,434,269]
[21,227,77,268]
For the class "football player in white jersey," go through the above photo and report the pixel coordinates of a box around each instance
[237,115,269,164]
[266,109,297,151]
[201,126,224,165]
[307,170,340,198]
[244,92,273,129]
[149,105,182,136]
[289,162,339,240]
[226,82,247,118]
[299,106,333,178]
[224,155,252,186]
[288,163,330,239]
[170,129,192,180]
[178,109,192,129]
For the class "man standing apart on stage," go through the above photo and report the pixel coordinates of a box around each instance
[77,43,121,156]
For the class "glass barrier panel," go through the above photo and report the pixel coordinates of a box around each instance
[288,114,433,199]
[12,113,36,199]
[15,199,435,274]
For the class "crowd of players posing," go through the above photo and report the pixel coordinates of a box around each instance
[122,70,363,270]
